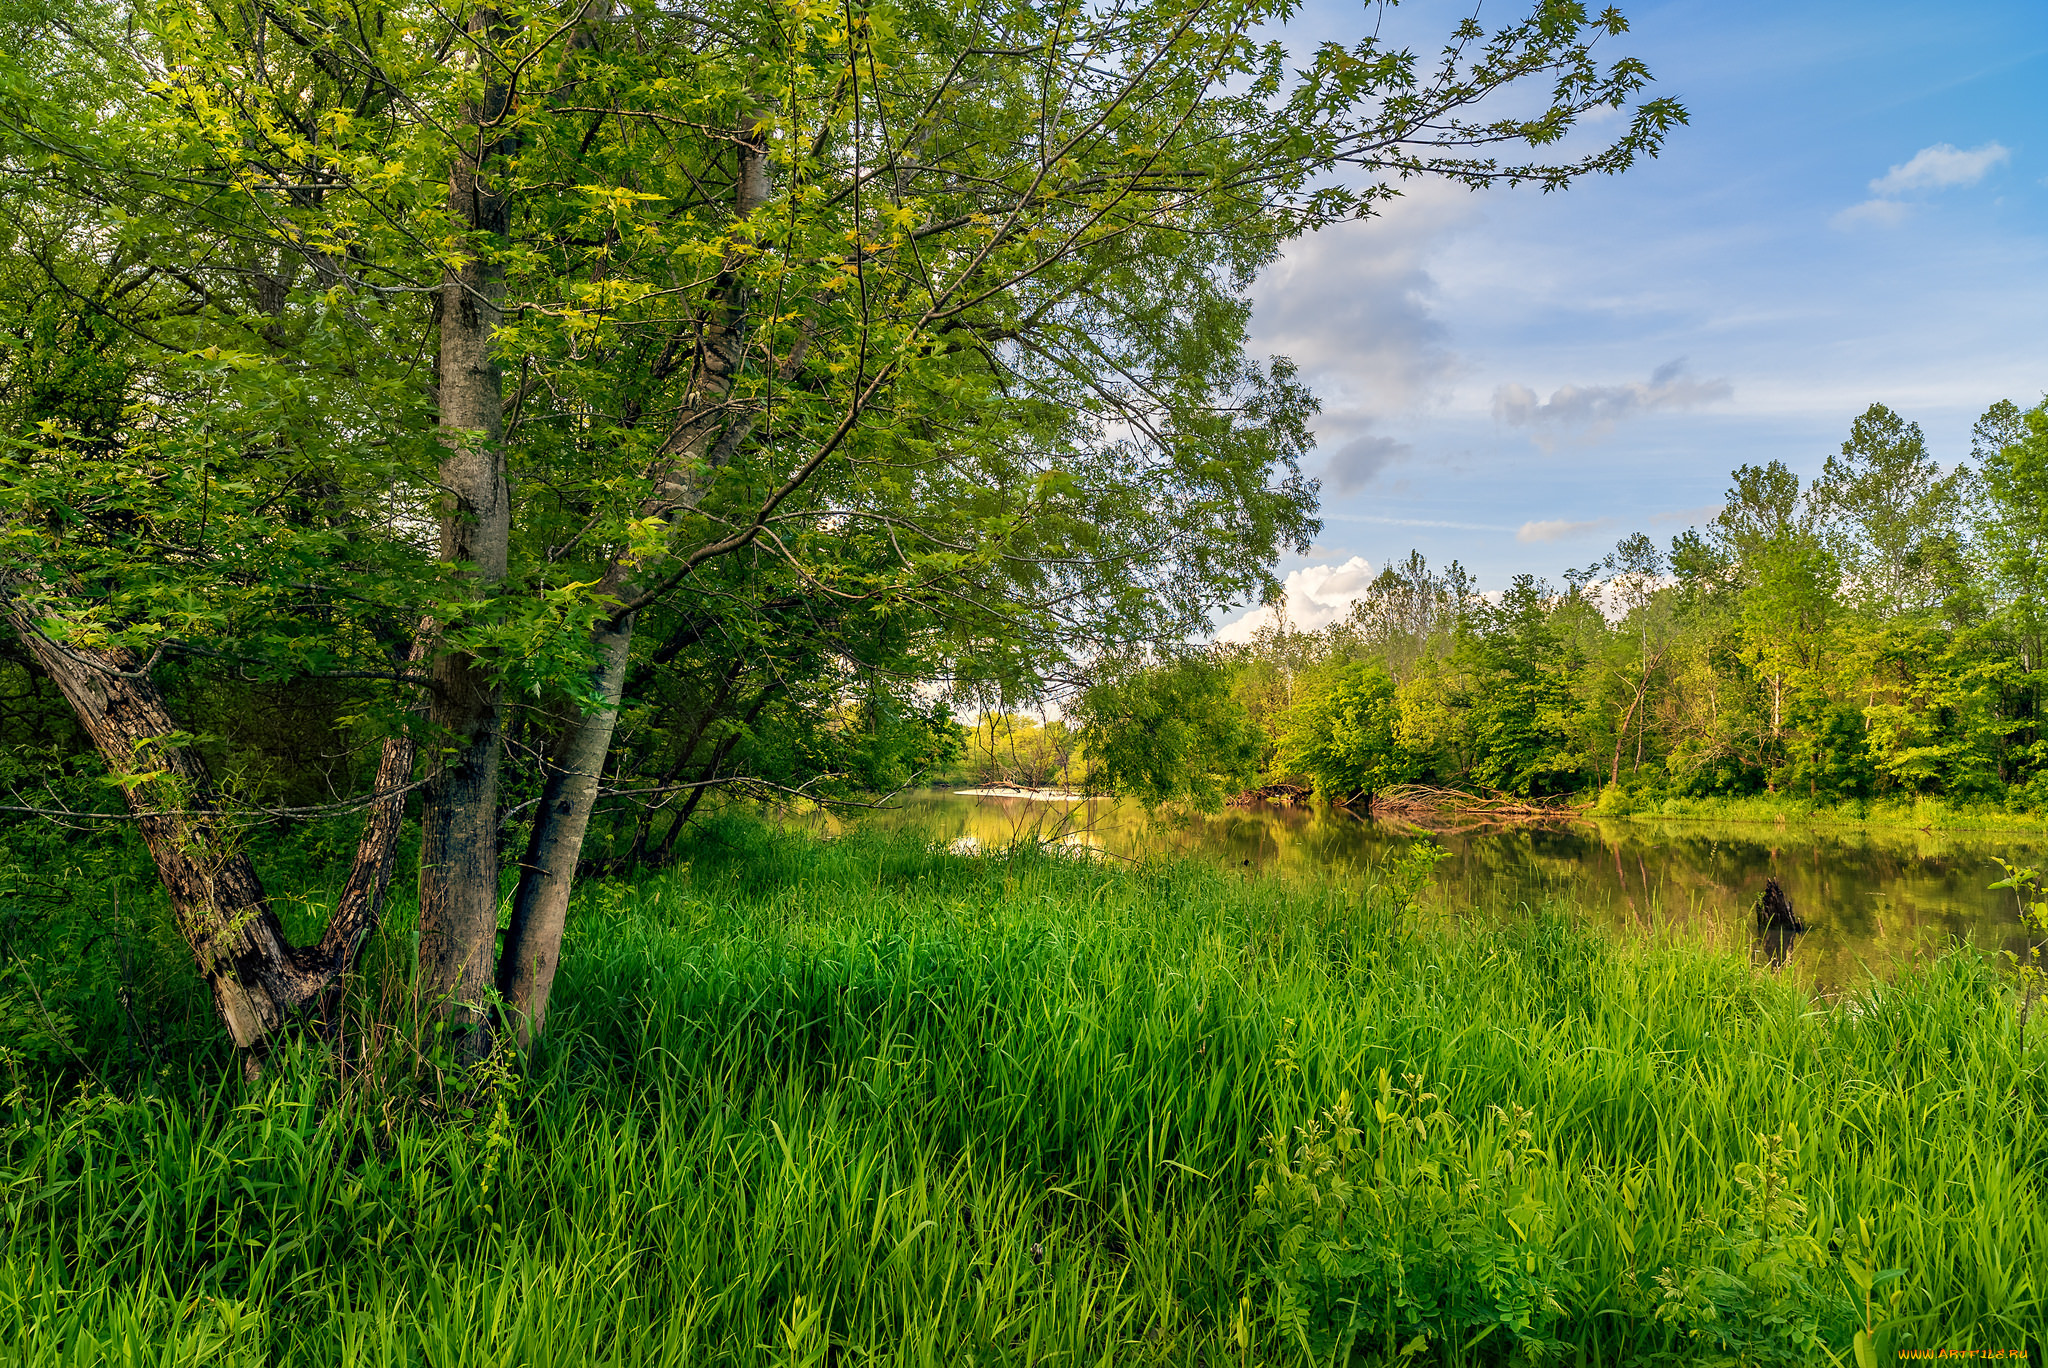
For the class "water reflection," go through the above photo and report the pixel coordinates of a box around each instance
[844,790,2047,984]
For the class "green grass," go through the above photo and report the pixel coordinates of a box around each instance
[1,815,2044,1364]
[1594,789,2048,834]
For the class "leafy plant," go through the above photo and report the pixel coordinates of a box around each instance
[1989,858,2048,1044]
[1651,1130,1856,1364]
[1251,1072,1568,1364]
[1836,1216,1906,1368]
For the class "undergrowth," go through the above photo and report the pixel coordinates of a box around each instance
[0,813,2042,1364]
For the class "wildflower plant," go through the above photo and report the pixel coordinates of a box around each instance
[1651,1129,1856,1364]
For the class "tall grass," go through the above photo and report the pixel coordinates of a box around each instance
[1,814,2043,1364]
[1604,790,2048,833]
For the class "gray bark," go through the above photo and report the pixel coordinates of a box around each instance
[4,608,418,1073]
[495,125,773,1039]
[419,13,515,1053]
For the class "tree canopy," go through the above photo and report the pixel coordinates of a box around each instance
[0,0,1684,1061]
[1201,398,2048,813]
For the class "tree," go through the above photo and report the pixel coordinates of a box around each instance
[1076,655,1261,809]
[1273,660,1416,801]
[1460,576,1584,795]
[1973,398,2048,792]
[0,0,1685,1063]
[1583,532,1670,787]
[1810,403,1966,617]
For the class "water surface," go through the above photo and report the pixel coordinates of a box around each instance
[847,790,2047,983]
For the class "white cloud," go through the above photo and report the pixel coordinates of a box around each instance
[1869,141,2009,195]
[1250,185,1479,493]
[1836,142,2010,230]
[1832,198,1913,229]
[1492,359,1733,448]
[1516,518,1612,544]
[1250,185,1476,410]
[1213,557,1376,642]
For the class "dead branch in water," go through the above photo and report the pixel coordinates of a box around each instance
[1358,784,1584,831]
[1226,783,1313,808]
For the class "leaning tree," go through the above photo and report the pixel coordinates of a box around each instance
[0,0,1684,1068]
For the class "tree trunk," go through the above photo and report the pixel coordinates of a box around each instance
[4,612,418,1072]
[493,125,773,1042]
[419,17,515,1054]
[309,703,420,1028]
[497,612,631,1041]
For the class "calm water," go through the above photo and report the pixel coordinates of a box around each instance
[842,790,2048,983]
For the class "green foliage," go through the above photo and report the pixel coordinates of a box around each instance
[1219,395,2048,815]
[1251,1080,1568,1363]
[1076,656,1262,808]
[1651,1131,1856,1364]
[0,0,1691,849]
[1273,661,1418,800]
[1989,858,2048,1044]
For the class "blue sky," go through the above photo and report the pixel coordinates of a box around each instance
[1215,0,2048,638]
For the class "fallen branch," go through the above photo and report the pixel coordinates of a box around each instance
[1359,784,1584,830]
[1226,783,1312,808]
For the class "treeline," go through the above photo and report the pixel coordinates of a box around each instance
[1195,398,2048,812]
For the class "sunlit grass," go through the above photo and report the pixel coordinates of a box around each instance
[1615,791,2048,833]
[1,815,2043,1363]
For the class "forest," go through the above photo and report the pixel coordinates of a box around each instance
[1153,398,2048,816]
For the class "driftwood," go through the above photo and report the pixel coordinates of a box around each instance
[1227,783,1312,808]
[1362,785,1581,824]
[1754,876,1806,933]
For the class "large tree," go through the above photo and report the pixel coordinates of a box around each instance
[0,0,1684,1065]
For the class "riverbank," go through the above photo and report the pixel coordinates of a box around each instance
[4,816,2043,1362]
[1594,789,2048,834]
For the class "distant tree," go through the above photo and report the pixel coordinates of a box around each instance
[1460,576,1585,795]
[1076,657,1261,809]
[1973,398,2048,792]
[1273,661,1417,801]
[1810,404,1967,616]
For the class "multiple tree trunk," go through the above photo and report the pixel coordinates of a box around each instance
[417,12,517,1055]
[0,94,779,1064]
[1,607,417,1074]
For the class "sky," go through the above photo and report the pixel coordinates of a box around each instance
[1213,0,2048,640]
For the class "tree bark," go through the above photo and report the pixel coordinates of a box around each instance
[497,612,630,1041]
[3,611,419,1072]
[494,125,773,1041]
[419,14,515,1054]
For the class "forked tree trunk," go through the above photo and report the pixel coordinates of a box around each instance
[4,613,419,1073]
[420,12,515,1054]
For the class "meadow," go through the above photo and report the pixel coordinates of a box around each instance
[1,815,2043,1365]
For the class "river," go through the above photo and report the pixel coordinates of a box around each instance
[842,789,2048,985]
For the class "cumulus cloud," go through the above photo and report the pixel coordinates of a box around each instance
[1837,141,2009,229]
[1491,359,1733,448]
[1321,432,1413,494]
[1247,185,1478,492]
[1516,518,1612,544]
[1870,141,2010,195]
[1213,557,1376,643]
